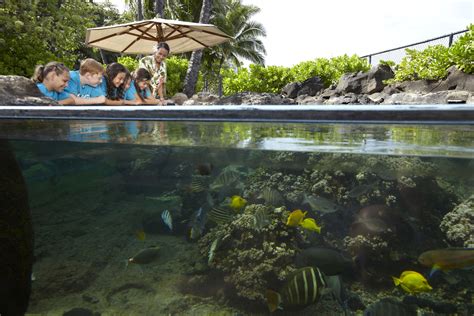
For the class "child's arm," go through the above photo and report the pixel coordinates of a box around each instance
[104,98,127,106]
[58,95,76,105]
[73,96,106,105]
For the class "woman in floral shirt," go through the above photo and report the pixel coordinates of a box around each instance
[139,42,170,105]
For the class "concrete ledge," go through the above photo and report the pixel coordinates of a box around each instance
[0,104,473,123]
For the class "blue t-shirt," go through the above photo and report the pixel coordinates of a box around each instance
[36,83,71,101]
[64,71,105,98]
[125,81,151,100]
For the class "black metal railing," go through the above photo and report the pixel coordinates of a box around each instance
[361,29,468,65]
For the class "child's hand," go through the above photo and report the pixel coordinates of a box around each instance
[95,96,106,104]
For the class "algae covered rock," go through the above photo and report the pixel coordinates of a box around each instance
[198,204,300,303]
[440,194,474,247]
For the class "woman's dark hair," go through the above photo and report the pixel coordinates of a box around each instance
[32,62,69,83]
[105,62,128,100]
[154,42,170,54]
[133,68,152,102]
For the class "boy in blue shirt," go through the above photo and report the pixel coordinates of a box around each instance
[64,58,106,105]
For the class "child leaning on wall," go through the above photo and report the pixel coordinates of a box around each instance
[64,58,106,105]
[124,68,160,105]
[32,62,75,105]
[102,62,141,105]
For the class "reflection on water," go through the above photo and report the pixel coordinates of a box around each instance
[0,119,473,157]
[0,119,473,315]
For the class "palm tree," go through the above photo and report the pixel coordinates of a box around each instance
[199,0,266,95]
[182,0,212,97]
[154,0,164,17]
[124,0,144,20]
[210,0,266,69]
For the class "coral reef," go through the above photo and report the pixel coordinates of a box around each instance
[440,194,474,247]
[198,204,301,303]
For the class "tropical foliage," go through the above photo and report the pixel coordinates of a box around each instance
[0,0,126,76]
[389,24,473,82]
[222,54,370,95]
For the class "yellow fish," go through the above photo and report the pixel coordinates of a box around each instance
[392,271,432,294]
[286,209,307,227]
[300,218,321,233]
[135,229,146,241]
[230,195,247,211]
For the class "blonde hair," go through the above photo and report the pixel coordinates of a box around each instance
[79,58,104,76]
[31,61,69,83]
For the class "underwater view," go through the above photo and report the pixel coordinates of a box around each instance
[1,120,474,315]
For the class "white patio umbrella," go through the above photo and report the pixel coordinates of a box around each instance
[85,18,232,55]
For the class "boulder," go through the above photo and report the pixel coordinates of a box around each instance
[214,92,295,105]
[382,91,473,104]
[336,64,394,95]
[281,82,301,99]
[392,79,439,93]
[171,93,188,105]
[336,72,364,94]
[193,91,219,103]
[281,76,325,98]
[0,75,52,105]
[297,76,325,97]
[433,66,474,92]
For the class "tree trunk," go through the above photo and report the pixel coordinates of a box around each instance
[182,0,212,97]
[154,0,164,17]
[137,0,144,20]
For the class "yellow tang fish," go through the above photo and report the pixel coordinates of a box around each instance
[230,195,247,211]
[392,271,432,294]
[300,218,322,234]
[286,209,307,227]
[135,229,146,241]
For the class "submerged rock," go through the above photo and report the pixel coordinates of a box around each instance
[440,194,474,247]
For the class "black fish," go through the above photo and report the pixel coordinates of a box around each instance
[364,298,417,316]
[295,247,353,276]
[266,266,326,312]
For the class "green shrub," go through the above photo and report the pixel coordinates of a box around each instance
[222,54,370,95]
[449,24,473,74]
[166,56,191,97]
[389,25,473,82]
[391,45,452,82]
[379,59,396,68]
[117,56,138,72]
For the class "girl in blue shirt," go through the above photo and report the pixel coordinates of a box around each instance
[32,62,75,105]
[103,62,141,105]
[126,68,160,105]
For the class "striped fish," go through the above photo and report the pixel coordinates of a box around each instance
[161,210,173,231]
[259,188,284,206]
[211,167,241,189]
[208,206,234,225]
[190,176,209,193]
[253,208,270,231]
[266,266,326,312]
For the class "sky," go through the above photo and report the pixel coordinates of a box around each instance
[97,0,473,67]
